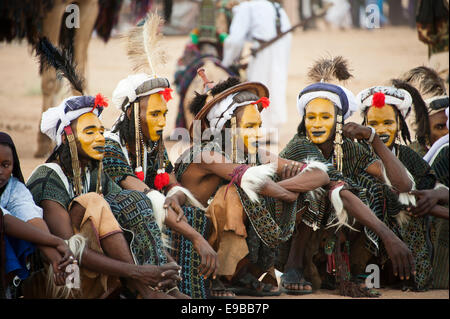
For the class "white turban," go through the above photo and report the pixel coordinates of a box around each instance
[40,95,103,147]
[206,93,260,135]
[297,83,358,120]
[112,73,169,112]
[357,86,413,119]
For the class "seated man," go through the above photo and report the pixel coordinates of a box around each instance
[0,132,74,298]
[104,73,219,299]
[24,38,185,299]
[175,75,329,297]
[279,57,416,296]
[357,84,448,290]
[102,15,219,298]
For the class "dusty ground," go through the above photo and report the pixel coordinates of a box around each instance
[0,25,448,299]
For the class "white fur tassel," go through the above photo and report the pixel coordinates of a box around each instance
[381,165,416,206]
[166,186,207,211]
[241,163,277,203]
[146,190,170,248]
[302,159,329,199]
[328,185,358,231]
[46,234,86,299]
[381,165,416,226]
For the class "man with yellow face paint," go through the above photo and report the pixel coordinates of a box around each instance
[280,56,418,296]
[26,38,185,299]
[103,14,222,299]
[358,85,448,291]
[175,76,329,297]
[103,73,222,299]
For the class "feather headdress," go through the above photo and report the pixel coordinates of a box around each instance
[126,12,167,75]
[307,56,353,84]
[402,66,447,99]
[35,37,85,95]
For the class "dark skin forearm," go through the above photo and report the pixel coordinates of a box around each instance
[370,136,412,192]
[339,189,415,280]
[427,205,449,220]
[4,214,63,248]
[344,123,412,192]
[277,168,329,193]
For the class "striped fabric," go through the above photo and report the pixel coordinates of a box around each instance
[280,134,403,258]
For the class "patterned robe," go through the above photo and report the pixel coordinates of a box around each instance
[390,144,437,290]
[103,136,209,298]
[280,134,403,261]
[174,142,299,282]
[27,163,167,267]
[429,145,449,289]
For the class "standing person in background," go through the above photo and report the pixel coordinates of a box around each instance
[222,0,292,144]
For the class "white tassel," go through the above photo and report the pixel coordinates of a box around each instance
[240,163,276,203]
[166,186,207,211]
[146,190,167,231]
[301,159,329,199]
[395,210,410,227]
[46,234,87,299]
[146,190,170,248]
[381,164,416,207]
[302,159,329,174]
[328,185,358,231]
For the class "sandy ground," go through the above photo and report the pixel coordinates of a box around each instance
[0,26,448,299]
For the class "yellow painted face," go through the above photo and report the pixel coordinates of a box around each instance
[74,112,105,161]
[305,98,336,144]
[140,93,168,142]
[236,104,262,154]
[366,104,398,147]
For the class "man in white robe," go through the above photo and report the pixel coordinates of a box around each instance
[222,0,292,143]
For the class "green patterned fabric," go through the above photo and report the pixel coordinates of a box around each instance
[280,134,403,259]
[165,205,210,299]
[393,143,437,290]
[430,145,449,289]
[103,135,212,298]
[175,141,298,271]
[26,163,167,266]
[103,137,173,190]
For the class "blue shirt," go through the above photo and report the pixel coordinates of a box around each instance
[1,176,43,222]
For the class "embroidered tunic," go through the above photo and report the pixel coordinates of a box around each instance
[280,134,403,258]
[103,133,209,298]
[175,141,298,274]
[27,163,167,267]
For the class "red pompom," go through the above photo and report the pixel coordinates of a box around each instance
[135,168,145,181]
[154,172,170,190]
[160,88,173,102]
[372,92,385,108]
[255,97,270,109]
[92,93,108,112]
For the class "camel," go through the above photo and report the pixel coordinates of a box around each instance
[0,0,164,157]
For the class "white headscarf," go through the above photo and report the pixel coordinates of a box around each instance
[357,86,413,118]
[112,73,167,112]
[297,84,358,120]
[206,93,261,135]
[40,96,103,147]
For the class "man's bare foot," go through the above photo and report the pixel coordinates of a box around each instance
[166,286,191,299]
[280,268,313,295]
[127,280,175,299]
[209,278,235,299]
